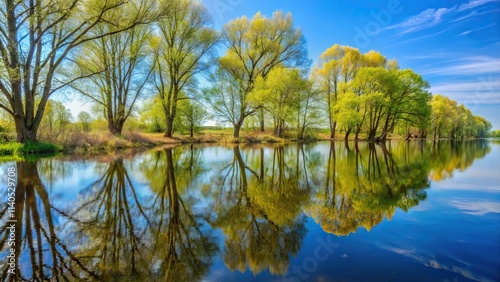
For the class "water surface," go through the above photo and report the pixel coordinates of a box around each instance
[1,140,499,282]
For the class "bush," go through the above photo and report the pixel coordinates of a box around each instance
[0,125,15,142]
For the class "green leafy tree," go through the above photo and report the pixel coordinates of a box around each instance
[0,0,156,142]
[151,0,218,138]
[249,67,307,137]
[140,96,166,132]
[40,100,72,135]
[215,11,308,137]
[313,45,384,139]
[375,68,431,141]
[176,99,208,137]
[77,111,93,132]
[73,19,153,135]
[334,92,362,141]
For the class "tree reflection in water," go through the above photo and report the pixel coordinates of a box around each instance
[0,161,98,281]
[205,145,321,275]
[141,146,218,281]
[0,140,491,280]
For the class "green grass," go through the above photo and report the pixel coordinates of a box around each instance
[0,142,21,155]
[0,141,61,156]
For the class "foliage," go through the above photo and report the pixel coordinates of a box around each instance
[207,11,308,138]
[0,3,492,143]
[77,111,93,132]
[0,0,156,142]
[430,94,491,139]
[176,99,208,137]
[140,96,166,133]
[488,130,500,138]
[151,0,219,137]
[40,100,73,136]
[73,18,153,135]
[249,68,308,137]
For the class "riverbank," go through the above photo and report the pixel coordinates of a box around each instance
[0,129,491,157]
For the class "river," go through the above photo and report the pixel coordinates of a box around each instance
[1,140,499,282]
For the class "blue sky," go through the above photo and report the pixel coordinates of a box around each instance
[201,0,500,129]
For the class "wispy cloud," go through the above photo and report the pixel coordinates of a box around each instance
[381,24,461,50]
[429,81,500,105]
[426,57,500,105]
[388,8,451,34]
[420,56,500,75]
[431,81,499,93]
[456,0,498,11]
[452,8,500,22]
[388,0,499,35]
[458,22,497,36]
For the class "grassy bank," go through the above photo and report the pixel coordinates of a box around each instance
[0,141,61,155]
[1,128,481,157]
[0,129,315,156]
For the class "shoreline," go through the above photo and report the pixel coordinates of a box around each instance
[1,131,494,159]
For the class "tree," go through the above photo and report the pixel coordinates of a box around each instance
[429,95,491,139]
[203,67,252,138]
[176,98,207,137]
[334,92,361,141]
[77,111,92,132]
[472,115,491,138]
[430,94,459,139]
[375,68,431,141]
[0,0,155,142]
[248,67,307,137]
[73,19,153,135]
[40,100,72,135]
[216,11,308,137]
[348,67,392,140]
[140,96,166,132]
[151,0,218,138]
[295,81,322,140]
[313,45,382,138]
[347,67,431,141]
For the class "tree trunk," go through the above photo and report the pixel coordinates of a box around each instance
[344,127,351,141]
[233,122,242,138]
[355,125,361,141]
[368,128,377,141]
[259,108,265,132]
[190,125,193,138]
[276,119,284,138]
[108,119,124,136]
[164,117,174,138]
[15,119,39,143]
[330,122,337,139]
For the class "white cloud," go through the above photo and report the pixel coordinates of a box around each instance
[388,8,451,34]
[388,0,499,34]
[457,0,498,12]
[431,80,499,92]
[420,56,500,76]
[457,22,497,36]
